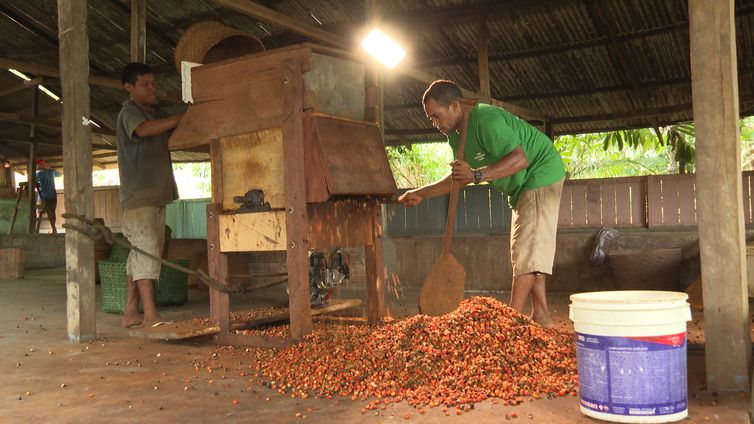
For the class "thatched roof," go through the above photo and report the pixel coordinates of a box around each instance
[1,0,753,169]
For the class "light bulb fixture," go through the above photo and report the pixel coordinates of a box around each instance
[361,29,406,69]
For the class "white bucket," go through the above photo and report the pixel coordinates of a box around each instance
[569,291,692,423]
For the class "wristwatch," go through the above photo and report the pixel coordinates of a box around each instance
[473,168,483,184]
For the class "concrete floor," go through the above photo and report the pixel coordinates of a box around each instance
[0,267,750,423]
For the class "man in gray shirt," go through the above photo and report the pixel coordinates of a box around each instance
[117,62,183,328]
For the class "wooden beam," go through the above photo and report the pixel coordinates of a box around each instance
[0,137,116,151]
[211,0,547,121]
[58,0,96,343]
[476,15,490,99]
[213,0,349,49]
[130,0,147,62]
[0,112,116,136]
[689,0,750,391]
[0,77,44,98]
[0,58,179,100]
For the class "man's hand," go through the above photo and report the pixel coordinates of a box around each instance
[397,190,423,207]
[451,160,474,185]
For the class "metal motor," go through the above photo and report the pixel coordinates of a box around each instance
[309,249,349,305]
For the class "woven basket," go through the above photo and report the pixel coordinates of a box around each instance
[108,234,131,261]
[156,259,191,306]
[174,21,264,72]
[98,259,191,314]
[608,248,682,291]
[99,259,129,314]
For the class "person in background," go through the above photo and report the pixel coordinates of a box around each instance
[398,80,565,327]
[117,62,183,328]
[35,159,61,234]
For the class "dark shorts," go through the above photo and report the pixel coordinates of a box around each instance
[42,198,57,216]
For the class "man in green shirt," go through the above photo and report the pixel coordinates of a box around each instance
[398,80,565,327]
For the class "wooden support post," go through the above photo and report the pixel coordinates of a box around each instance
[207,140,230,334]
[364,200,386,324]
[58,0,95,342]
[206,203,230,333]
[689,0,751,391]
[476,15,490,100]
[130,0,147,62]
[281,59,312,340]
[26,140,36,234]
[544,120,554,141]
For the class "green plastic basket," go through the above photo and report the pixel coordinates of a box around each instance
[98,258,191,314]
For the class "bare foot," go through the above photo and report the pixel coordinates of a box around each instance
[122,312,144,328]
[141,314,164,328]
[532,313,554,329]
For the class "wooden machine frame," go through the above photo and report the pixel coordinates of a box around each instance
[168,44,396,345]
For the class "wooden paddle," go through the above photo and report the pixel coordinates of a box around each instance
[418,100,474,316]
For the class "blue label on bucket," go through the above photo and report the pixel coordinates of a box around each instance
[575,332,687,416]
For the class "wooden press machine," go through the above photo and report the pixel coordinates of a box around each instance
[169,44,397,344]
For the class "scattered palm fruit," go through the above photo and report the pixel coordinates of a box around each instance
[206,297,578,412]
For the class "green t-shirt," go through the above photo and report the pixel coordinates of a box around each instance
[448,103,565,208]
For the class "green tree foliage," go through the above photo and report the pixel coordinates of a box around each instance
[386,143,453,189]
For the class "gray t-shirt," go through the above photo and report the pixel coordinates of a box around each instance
[116,100,178,209]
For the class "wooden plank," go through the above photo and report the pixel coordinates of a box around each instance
[207,203,230,332]
[600,182,617,226]
[218,211,287,252]
[59,0,96,343]
[569,182,587,226]
[128,299,363,340]
[130,0,146,62]
[309,113,397,197]
[192,63,285,104]
[169,98,284,152]
[489,188,508,233]
[614,180,632,226]
[281,58,312,340]
[364,202,386,324]
[462,187,479,232]
[220,129,285,210]
[661,176,681,225]
[303,112,330,203]
[689,0,750,391]
[678,176,697,225]
[586,181,602,227]
[630,179,647,226]
[130,321,221,340]
[742,172,753,225]
[557,183,572,227]
[646,175,662,227]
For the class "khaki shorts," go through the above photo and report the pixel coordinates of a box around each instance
[122,206,166,281]
[510,179,564,276]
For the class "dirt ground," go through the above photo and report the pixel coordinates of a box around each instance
[0,267,750,423]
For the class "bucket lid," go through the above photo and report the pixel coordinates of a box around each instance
[569,290,689,309]
[570,290,688,305]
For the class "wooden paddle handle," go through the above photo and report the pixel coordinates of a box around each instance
[442,101,473,255]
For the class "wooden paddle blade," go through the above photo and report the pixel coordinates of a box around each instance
[418,252,466,316]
